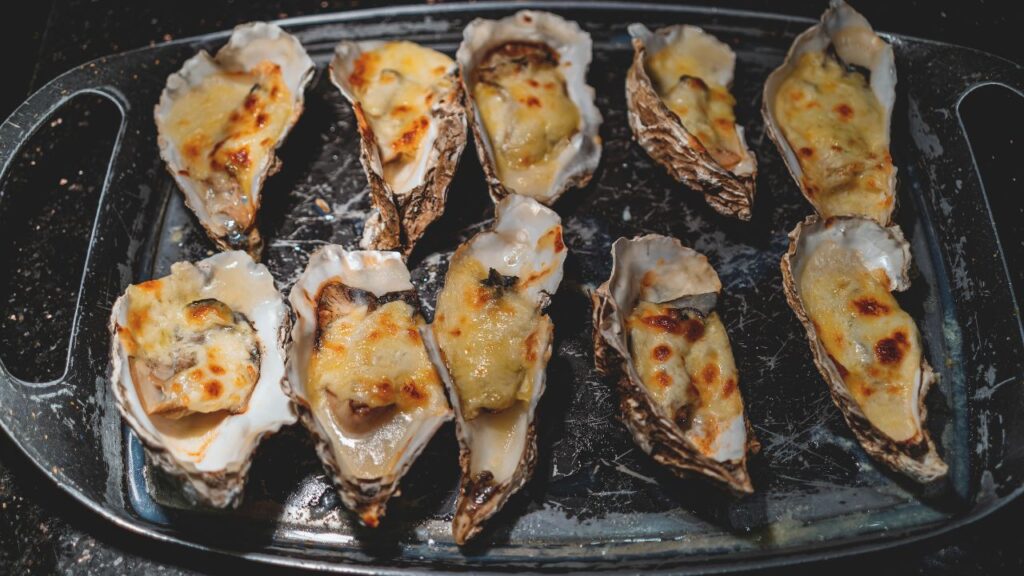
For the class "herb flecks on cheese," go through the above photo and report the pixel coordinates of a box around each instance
[164,61,294,234]
[645,40,743,169]
[434,257,551,420]
[773,51,894,221]
[348,41,455,194]
[627,302,741,457]
[472,42,580,198]
[307,282,439,436]
[117,264,261,419]
[798,239,921,442]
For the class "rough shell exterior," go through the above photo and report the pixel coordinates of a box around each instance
[761,0,897,225]
[108,251,295,507]
[780,216,947,483]
[626,25,757,221]
[457,10,603,205]
[155,22,315,259]
[592,234,755,494]
[329,41,468,255]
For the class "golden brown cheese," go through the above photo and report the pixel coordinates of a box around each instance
[773,51,894,221]
[798,240,921,442]
[646,44,743,169]
[164,61,294,230]
[117,265,260,418]
[472,42,581,198]
[434,255,550,419]
[627,302,741,456]
[348,41,455,192]
[308,296,438,417]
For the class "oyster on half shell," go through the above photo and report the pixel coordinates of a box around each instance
[422,194,567,544]
[155,22,315,257]
[763,0,897,224]
[286,246,452,527]
[457,10,603,205]
[626,25,757,220]
[593,235,754,493]
[109,251,295,507]
[330,40,468,254]
[781,216,947,482]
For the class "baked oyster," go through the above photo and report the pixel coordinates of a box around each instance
[457,10,603,205]
[155,22,315,257]
[593,235,754,493]
[286,246,452,527]
[422,194,567,543]
[109,251,294,507]
[763,0,897,224]
[626,24,757,220]
[330,40,468,254]
[781,216,947,482]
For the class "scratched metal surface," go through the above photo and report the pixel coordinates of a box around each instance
[1,3,1022,573]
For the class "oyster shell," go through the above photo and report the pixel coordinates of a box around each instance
[781,216,946,482]
[330,40,468,254]
[763,0,897,224]
[155,22,315,257]
[626,25,757,220]
[286,246,452,526]
[457,10,603,205]
[422,194,567,543]
[593,235,754,493]
[109,251,294,507]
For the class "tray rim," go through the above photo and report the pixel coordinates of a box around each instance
[1,1,1022,573]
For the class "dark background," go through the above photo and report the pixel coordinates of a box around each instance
[0,1,1020,574]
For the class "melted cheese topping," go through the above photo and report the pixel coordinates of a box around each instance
[773,51,894,221]
[434,256,549,420]
[117,266,260,418]
[628,302,741,456]
[646,44,743,169]
[348,41,455,194]
[163,61,294,232]
[798,240,921,442]
[472,42,580,198]
[309,299,438,413]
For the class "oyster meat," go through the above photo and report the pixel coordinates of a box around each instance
[330,40,468,254]
[155,22,315,257]
[109,251,294,507]
[781,216,947,482]
[457,10,603,204]
[593,235,754,493]
[422,194,567,543]
[286,246,452,527]
[763,0,897,224]
[626,25,757,220]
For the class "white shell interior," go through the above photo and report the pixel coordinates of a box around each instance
[601,235,745,463]
[111,251,295,476]
[287,246,451,482]
[154,22,315,239]
[457,10,603,204]
[788,217,911,293]
[762,0,896,194]
[628,23,756,177]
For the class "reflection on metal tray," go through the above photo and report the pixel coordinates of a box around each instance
[1,2,1022,573]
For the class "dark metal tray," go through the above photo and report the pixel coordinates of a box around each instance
[1,2,1022,573]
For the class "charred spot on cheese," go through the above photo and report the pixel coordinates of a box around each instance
[626,301,741,456]
[117,266,261,420]
[797,239,923,442]
[772,51,893,221]
[308,279,437,435]
[164,61,294,239]
[471,42,581,197]
[434,255,550,420]
[346,41,456,194]
[644,38,744,169]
